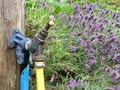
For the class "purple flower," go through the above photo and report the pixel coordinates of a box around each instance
[110,45,118,54]
[112,85,120,90]
[105,10,110,14]
[69,78,77,88]
[85,58,97,65]
[101,49,108,54]
[117,39,120,45]
[69,45,76,52]
[108,34,116,44]
[114,64,120,71]
[82,5,87,10]
[97,34,105,42]
[66,78,77,89]
[85,15,88,21]
[96,77,103,82]
[112,54,120,63]
[76,13,82,21]
[77,31,84,36]
[77,80,83,86]
[68,32,77,38]
[82,21,87,28]
[112,12,117,19]
[85,64,91,71]
[110,70,120,83]
[69,15,74,21]
[77,39,87,48]
[87,5,93,11]
[86,41,92,47]
[66,78,83,89]
[74,23,79,27]
[115,23,120,28]
[90,14,94,20]
[67,0,72,4]
[90,24,96,30]
[85,48,98,57]
[100,13,105,18]
[42,2,48,9]
[54,26,58,30]
[93,18,97,22]
[108,28,112,32]
[100,55,105,62]
[74,3,80,13]
[53,35,58,39]
[100,66,111,73]
[101,5,106,8]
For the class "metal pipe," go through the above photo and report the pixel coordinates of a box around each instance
[20,64,29,90]
[24,15,55,90]
[35,62,45,90]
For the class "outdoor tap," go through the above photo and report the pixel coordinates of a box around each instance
[7,15,55,64]
[7,13,55,90]
[24,15,55,53]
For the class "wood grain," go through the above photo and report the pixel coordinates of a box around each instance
[0,0,25,90]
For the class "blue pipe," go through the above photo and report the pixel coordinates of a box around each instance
[20,64,29,90]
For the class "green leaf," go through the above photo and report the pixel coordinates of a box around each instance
[54,6,62,14]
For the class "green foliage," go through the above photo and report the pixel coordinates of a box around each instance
[25,0,120,90]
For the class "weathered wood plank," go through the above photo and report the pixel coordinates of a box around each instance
[0,0,25,90]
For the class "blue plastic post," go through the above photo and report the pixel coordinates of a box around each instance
[20,64,29,90]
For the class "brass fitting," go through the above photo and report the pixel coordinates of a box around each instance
[32,55,45,62]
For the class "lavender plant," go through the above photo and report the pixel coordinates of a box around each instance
[46,1,120,90]
[25,0,120,90]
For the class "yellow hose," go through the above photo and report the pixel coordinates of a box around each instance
[36,62,45,90]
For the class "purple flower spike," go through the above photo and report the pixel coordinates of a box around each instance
[96,77,103,82]
[69,45,76,53]
[42,2,48,9]
[53,35,58,39]
[110,70,120,83]
[117,39,120,45]
[82,21,87,28]
[77,80,83,86]
[100,66,111,73]
[105,10,110,14]
[114,64,120,71]
[97,34,105,42]
[115,24,120,28]
[110,45,118,54]
[77,39,87,48]
[85,64,91,71]
[100,13,105,18]
[66,78,77,88]
[67,0,72,4]
[90,14,94,20]
[54,26,58,30]
[112,54,120,63]
[112,85,120,90]
[112,12,117,19]
[66,78,83,89]
[87,5,93,11]
[76,13,82,21]
[74,3,80,13]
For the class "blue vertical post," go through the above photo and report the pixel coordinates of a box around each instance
[20,64,29,90]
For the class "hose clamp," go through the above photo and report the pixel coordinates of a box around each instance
[35,62,45,68]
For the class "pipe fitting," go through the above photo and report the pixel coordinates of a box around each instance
[35,62,45,68]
